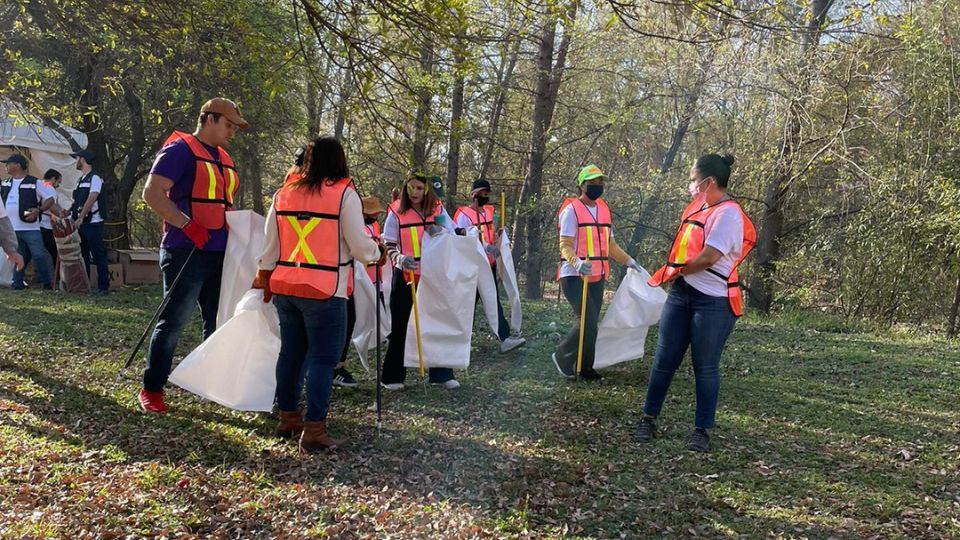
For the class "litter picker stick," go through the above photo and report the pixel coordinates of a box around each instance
[575,275,588,382]
[407,269,426,381]
[118,247,197,381]
[375,263,383,433]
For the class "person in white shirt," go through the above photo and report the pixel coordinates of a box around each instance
[635,153,753,453]
[0,154,55,289]
[0,203,25,272]
[453,178,526,352]
[70,150,110,294]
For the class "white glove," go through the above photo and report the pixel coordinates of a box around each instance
[400,255,419,271]
[574,259,593,276]
[627,258,642,274]
[484,244,501,259]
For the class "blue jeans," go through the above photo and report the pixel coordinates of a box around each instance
[274,294,346,421]
[79,222,109,292]
[143,248,224,392]
[642,278,737,429]
[13,229,52,289]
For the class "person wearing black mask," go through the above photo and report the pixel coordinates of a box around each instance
[552,164,641,381]
[454,179,526,353]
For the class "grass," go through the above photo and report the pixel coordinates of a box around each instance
[1,285,959,539]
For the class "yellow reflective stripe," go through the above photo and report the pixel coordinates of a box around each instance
[204,162,217,200]
[410,227,421,258]
[586,226,595,257]
[286,216,322,264]
[226,169,237,202]
[675,223,696,264]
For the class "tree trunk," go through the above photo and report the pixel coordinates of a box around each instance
[748,0,834,312]
[948,276,960,337]
[411,40,434,171]
[517,6,575,299]
[477,35,521,183]
[445,39,466,212]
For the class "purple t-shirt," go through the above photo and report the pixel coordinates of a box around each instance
[149,138,229,251]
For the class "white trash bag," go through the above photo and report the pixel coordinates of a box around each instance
[594,266,668,369]
[350,261,390,372]
[403,231,497,371]
[217,210,266,328]
[496,231,522,334]
[170,289,280,411]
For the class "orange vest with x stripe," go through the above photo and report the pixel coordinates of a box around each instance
[271,178,355,300]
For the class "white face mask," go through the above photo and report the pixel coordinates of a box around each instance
[688,178,709,198]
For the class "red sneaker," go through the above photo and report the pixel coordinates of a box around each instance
[138,388,168,414]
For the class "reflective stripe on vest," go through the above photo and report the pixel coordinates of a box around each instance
[270,178,354,300]
[392,201,442,280]
[556,197,611,283]
[454,204,496,265]
[648,195,757,316]
[162,131,240,231]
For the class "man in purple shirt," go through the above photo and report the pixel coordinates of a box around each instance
[138,97,248,413]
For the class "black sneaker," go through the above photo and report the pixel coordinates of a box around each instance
[551,352,575,380]
[579,368,603,381]
[634,416,657,443]
[687,428,711,452]
[332,368,359,388]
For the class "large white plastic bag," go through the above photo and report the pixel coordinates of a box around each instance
[0,256,12,287]
[170,289,280,411]
[403,232,498,370]
[349,261,391,372]
[217,210,266,328]
[496,232,522,333]
[594,266,668,369]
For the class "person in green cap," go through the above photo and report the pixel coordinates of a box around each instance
[552,164,642,380]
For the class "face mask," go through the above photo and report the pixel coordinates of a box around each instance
[475,195,490,206]
[584,184,603,200]
[689,177,710,197]
[364,217,377,225]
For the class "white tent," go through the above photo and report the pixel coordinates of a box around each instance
[0,101,88,202]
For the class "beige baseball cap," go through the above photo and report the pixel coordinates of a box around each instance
[200,97,249,129]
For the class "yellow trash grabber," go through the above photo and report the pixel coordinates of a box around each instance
[575,274,588,381]
[407,269,427,387]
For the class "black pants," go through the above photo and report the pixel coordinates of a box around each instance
[555,277,606,374]
[477,263,510,341]
[382,268,454,384]
[338,294,357,366]
[40,227,58,276]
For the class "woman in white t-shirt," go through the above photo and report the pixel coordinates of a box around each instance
[635,154,754,453]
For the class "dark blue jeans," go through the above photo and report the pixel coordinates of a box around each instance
[79,221,109,292]
[642,278,737,429]
[142,248,224,392]
[13,229,52,289]
[274,293,346,421]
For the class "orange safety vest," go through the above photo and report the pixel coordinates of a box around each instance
[163,131,239,230]
[648,195,756,316]
[390,201,443,282]
[364,221,383,283]
[270,178,355,300]
[556,197,612,283]
[454,204,496,265]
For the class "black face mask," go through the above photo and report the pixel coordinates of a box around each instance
[475,195,490,206]
[363,217,377,225]
[585,185,604,200]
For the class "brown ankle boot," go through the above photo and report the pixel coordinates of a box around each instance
[299,420,346,453]
[276,410,304,439]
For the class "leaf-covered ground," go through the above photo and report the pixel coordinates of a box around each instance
[1,286,959,539]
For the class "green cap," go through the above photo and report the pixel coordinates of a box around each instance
[577,164,605,185]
